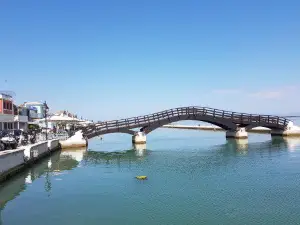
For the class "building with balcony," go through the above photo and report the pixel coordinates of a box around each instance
[0,93,14,130]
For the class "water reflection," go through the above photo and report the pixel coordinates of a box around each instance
[226,139,249,155]
[83,137,300,167]
[0,148,87,214]
[133,143,147,157]
[218,137,300,156]
[1,137,300,224]
[272,136,300,152]
[82,146,148,166]
[60,147,88,164]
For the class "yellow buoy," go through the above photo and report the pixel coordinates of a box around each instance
[136,176,147,180]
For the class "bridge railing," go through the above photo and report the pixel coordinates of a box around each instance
[87,106,290,133]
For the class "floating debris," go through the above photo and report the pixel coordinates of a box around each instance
[135,176,147,180]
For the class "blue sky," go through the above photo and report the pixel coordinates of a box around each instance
[0,0,299,121]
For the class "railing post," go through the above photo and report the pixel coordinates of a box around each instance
[240,113,243,122]
[167,110,171,122]
[277,117,279,125]
[106,122,108,130]
[177,108,180,118]
[213,109,216,118]
[231,112,234,120]
[267,116,270,124]
[283,119,287,127]
[222,111,224,118]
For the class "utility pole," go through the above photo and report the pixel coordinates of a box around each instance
[44,101,49,140]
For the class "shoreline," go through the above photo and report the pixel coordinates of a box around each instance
[162,124,271,134]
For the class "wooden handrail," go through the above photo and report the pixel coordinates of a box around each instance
[85,106,291,135]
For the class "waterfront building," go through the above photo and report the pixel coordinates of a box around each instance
[13,105,29,131]
[0,93,14,130]
[23,101,46,119]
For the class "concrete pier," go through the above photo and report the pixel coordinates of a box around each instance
[226,128,248,139]
[132,132,147,144]
[59,130,88,149]
[271,122,300,137]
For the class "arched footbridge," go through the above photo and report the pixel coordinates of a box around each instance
[82,106,294,143]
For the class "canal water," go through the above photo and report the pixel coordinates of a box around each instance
[1,128,300,225]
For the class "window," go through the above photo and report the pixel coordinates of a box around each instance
[3,102,13,110]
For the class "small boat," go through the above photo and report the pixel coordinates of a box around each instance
[135,176,147,180]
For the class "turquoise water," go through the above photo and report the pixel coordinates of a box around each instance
[1,128,300,225]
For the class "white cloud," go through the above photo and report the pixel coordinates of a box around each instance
[248,86,298,99]
[248,91,283,99]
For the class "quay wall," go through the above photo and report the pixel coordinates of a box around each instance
[0,149,25,182]
[24,142,48,161]
[48,139,60,151]
[0,139,61,183]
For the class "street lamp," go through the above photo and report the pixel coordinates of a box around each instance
[44,101,49,140]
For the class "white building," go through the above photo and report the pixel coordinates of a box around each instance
[23,101,46,119]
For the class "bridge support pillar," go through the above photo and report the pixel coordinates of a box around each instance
[271,122,300,137]
[132,132,147,144]
[226,128,248,139]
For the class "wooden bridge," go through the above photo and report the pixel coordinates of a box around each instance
[82,106,292,142]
